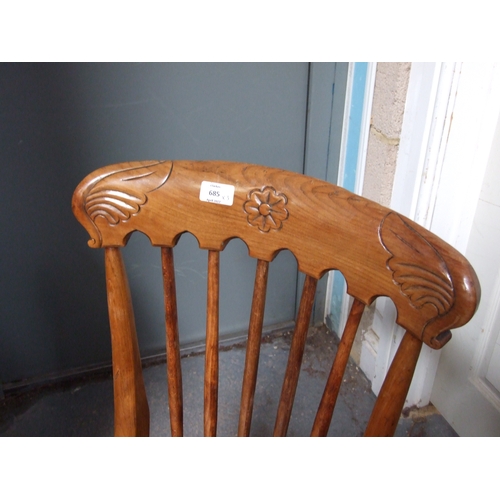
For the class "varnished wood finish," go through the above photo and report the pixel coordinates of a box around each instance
[238,259,269,436]
[364,330,423,437]
[311,298,366,436]
[105,248,149,437]
[72,160,480,349]
[161,247,183,437]
[72,160,481,437]
[204,250,220,436]
[274,275,318,437]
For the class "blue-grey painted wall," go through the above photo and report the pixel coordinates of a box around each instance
[0,63,346,387]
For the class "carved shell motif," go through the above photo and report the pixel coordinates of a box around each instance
[83,161,173,247]
[380,213,455,317]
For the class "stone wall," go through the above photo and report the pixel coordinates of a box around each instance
[362,62,411,205]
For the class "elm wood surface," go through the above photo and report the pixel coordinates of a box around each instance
[161,247,183,437]
[204,250,220,437]
[105,247,149,437]
[238,259,269,437]
[311,298,366,437]
[273,275,318,437]
[72,160,480,436]
[364,331,423,437]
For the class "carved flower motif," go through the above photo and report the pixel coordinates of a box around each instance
[244,186,289,232]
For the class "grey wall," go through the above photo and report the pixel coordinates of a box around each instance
[0,63,316,386]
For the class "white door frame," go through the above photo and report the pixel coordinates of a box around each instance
[361,62,500,407]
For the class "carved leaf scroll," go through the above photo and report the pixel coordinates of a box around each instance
[380,212,454,317]
[83,161,173,246]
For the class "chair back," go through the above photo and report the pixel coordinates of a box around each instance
[72,160,480,436]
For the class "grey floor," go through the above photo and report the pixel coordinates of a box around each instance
[0,326,457,437]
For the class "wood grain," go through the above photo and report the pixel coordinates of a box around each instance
[311,298,365,436]
[204,250,220,436]
[274,275,318,437]
[73,160,480,348]
[105,247,149,437]
[364,330,423,437]
[238,259,269,436]
[161,247,183,437]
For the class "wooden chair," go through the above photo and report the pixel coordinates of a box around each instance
[72,160,480,437]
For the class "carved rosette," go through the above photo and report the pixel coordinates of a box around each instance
[379,212,455,319]
[243,186,289,233]
[81,161,173,247]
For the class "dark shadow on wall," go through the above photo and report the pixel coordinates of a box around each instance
[0,64,113,384]
[0,64,191,384]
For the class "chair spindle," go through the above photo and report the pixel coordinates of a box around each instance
[105,247,150,437]
[205,250,220,436]
[238,259,270,436]
[161,247,183,437]
[364,330,423,436]
[311,298,366,436]
[274,275,318,437]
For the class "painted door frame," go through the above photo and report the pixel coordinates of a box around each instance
[325,62,377,333]
[359,62,500,408]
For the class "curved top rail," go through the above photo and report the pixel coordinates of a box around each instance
[72,160,480,349]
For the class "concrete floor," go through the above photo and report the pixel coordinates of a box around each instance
[0,326,458,437]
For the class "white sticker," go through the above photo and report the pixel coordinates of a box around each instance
[199,181,235,206]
